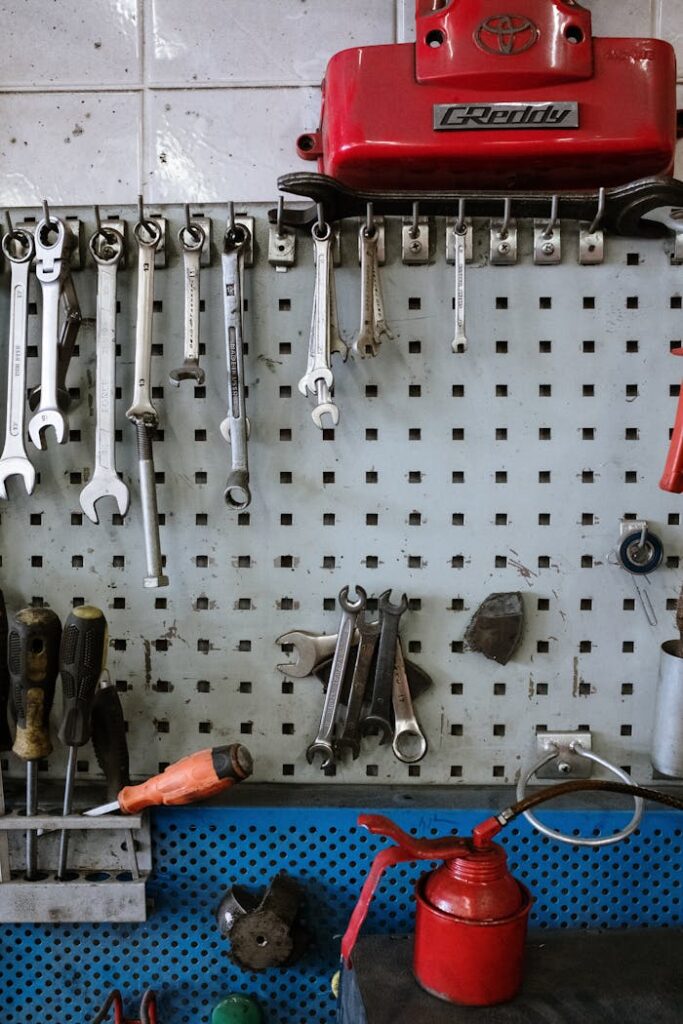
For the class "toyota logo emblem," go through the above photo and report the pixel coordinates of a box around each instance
[475,14,539,55]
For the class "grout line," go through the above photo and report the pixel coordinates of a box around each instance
[0,80,321,94]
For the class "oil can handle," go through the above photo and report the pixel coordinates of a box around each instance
[660,353,683,492]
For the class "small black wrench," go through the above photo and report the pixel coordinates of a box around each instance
[361,589,408,743]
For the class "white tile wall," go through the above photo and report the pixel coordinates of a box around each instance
[0,0,680,204]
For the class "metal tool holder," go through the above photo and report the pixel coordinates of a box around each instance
[0,200,681,797]
[0,808,150,922]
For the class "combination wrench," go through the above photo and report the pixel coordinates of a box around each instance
[299,222,347,429]
[220,217,251,510]
[361,590,408,743]
[336,613,381,760]
[126,215,168,588]
[0,226,36,496]
[169,219,205,386]
[28,217,76,449]
[353,223,392,358]
[306,586,366,769]
[276,629,359,678]
[80,226,130,523]
[452,218,468,353]
[392,637,427,763]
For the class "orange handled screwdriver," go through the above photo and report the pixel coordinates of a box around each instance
[84,744,253,816]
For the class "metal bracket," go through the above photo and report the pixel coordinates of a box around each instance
[100,218,128,270]
[357,216,386,265]
[401,218,430,264]
[268,224,296,271]
[579,222,605,265]
[489,219,518,265]
[535,731,594,780]
[445,219,473,264]
[533,220,562,264]
[64,216,84,270]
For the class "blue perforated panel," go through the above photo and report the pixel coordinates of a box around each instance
[1,806,681,1023]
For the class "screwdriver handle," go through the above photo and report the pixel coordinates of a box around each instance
[0,590,12,752]
[118,745,253,814]
[92,672,130,802]
[10,607,62,762]
[58,606,107,748]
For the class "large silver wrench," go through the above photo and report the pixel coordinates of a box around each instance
[298,224,339,429]
[452,222,468,353]
[392,638,427,763]
[219,225,251,509]
[28,218,70,449]
[80,228,130,523]
[353,227,381,358]
[169,223,205,385]
[275,628,360,678]
[0,228,36,496]
[306,586,366,769]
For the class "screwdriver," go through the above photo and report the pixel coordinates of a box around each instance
[91,669,130,802]
[57,605,107,879]
[9,606,62,879]
[0,590,11,881]
[84,744,253,816]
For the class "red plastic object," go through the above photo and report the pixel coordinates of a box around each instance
[298,0,676,191]
[341,814,531,1007]
[660,348,683,492]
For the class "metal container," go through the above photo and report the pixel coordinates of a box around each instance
[652,641,683,777]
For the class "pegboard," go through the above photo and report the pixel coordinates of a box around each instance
[1,804,680,1024]
[0,203,682,786]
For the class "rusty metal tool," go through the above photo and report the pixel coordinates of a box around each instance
[361,590,408,743]
[336,613,380,760]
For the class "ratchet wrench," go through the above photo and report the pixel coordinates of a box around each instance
[170,220,205,385]
[80,226,130,523]
[392,638,427,763]
[0,226,36,496]
[220,220,251,510]
[306,586,366,769]
[28,217,75,449]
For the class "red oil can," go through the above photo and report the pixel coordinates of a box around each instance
[298,0,676,191]
[341,814,531,1006]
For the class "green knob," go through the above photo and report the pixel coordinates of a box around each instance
[211,995,262,1024]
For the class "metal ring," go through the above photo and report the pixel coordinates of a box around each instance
[134,219,162,248]
[88,226,124,266]
[516,741,644,847]
[1,226,34,264]
[178,222,205,252]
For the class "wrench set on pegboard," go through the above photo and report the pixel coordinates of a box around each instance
[0,199,682,791]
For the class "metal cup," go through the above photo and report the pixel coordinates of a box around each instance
[651,640,683,777]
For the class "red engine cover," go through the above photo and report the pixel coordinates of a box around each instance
[299,0,676,191]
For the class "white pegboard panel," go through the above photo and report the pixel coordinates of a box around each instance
[0,203,682,788]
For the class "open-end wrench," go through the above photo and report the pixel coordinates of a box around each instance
[219,219,251,510]
[276,629,359,678]
[28,217,73,449]
[169,221,205,386]
[299,223,341,429]
[80,226,130,523]
[452,221,468,353]
[126,217,168,588]
[392,637,427,763]
[336,613,381,760]
[306,586,366,769]
[361,589,408,743]
[0,227,36,497]
[353,226,381,358]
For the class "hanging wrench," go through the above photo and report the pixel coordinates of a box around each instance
[336,613,381,760]
[299,223,342,429]
[276,629,360,678]
[353,226,381,358]
[79,226,130,523]
[169,221,205,386]
[361,590,408,743]
[0,227,36,496]
[28,217,74,449]
[306,586,366,769]
[392,637,427,763]
[452,219,468,353]
[126,216,168,588]
[219,220,251,510]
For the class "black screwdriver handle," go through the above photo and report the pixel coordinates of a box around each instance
[58,606,107,749]
[10,607,62,762]
[91,673,130,802]
[0,590,12,752]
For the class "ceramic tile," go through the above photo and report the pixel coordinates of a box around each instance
[658,0,683,63]
[0,0,139,88]
[147,0,395,85]
[145,87,320,203]
[0,92,140,206]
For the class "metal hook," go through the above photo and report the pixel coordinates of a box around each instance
[542,195,559,240]
[409,201,420,240]
[500,197,511,240]
[316,202,326,234]
[455,198,466,235]
[41,197,51,225]
[365,201,375,236]
[276,196,285,237]
[227,201,235,234]
[94,205,102,233]
[588,186,606,235]
[4,211,12,236]
[184,203,191,232]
